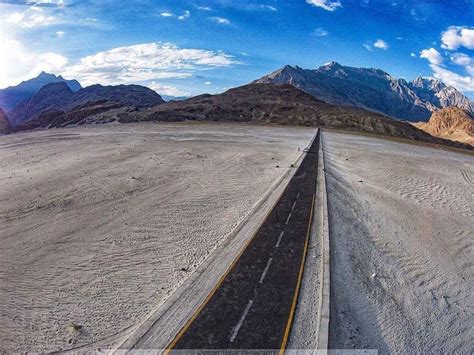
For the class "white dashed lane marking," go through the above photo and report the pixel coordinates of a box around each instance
[259,258,273,284]
[285,212,292,225]
[229,299,254,342]
[276,231,284,248]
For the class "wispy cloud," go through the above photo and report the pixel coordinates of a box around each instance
[451,53,474,76]
[362,43,372,51]
[210,16,230,25]
[314,27,328,36]
[5,7,57,28]
[160,10,190,20]
[262,5,277,11]
[62,42,240,86]
[196,6,213,11]
[306,0,342,12]
[246,4,277,11]
[0,0,66,7]
[148,82,190,97]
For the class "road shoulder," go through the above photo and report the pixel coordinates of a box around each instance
[288,129,330,351]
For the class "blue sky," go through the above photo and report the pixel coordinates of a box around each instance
[0,0,473,98]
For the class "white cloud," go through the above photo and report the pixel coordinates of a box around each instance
[62,42,239,86]
[178,10,190,20]
[26,0,66,7]
[314,27,329,36]
[306,0,342,11]
[363,39,388,51]
[148,82,190,97]
[441,26,474,50]
[6,10,57,28]
[38,53,68,71]
[410,52,416,57]
[247,4,278,11]
[205,81,212,85]
[450,53,474,76]
[196,6,213,11]
[160,10,190,20]
[420,48,443,65]
[263,5,277,11]
[417,26,474,94]
[363,43,373,51]
[210,16,230,25]
[373,39,389,50]
[56,30,65,37]
[430,64,474,92]
[0,32,67,88]
[451,53,471,66]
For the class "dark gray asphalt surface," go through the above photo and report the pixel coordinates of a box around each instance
[169,130,320,351]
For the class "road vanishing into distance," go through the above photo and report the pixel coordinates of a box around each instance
[165,130,320,352]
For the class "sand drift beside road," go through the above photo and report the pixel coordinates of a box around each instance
[0,122,314,352]
[324,131,474,353]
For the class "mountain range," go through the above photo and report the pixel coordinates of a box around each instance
[13,82,471,150]
[1,65,473,150]
[254,62,473,121]
[8,81,164,126]
[0,72,81,113]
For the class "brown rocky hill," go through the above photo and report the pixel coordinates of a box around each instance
[124,83,470,149]
[13,100,137,132]
[0,108,12,134]
[414,107,474,146]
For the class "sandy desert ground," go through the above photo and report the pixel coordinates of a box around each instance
[323,131,474,352]
[0,122,314,352]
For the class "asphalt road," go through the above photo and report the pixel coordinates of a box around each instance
[167,129,320,352]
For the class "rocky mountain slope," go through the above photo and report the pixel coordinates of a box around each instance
[13,100,137,132]
[18,82,467,149]
[8,82,165,126]
[414,107,474,146]
[0,108,11,134]
[254,62,473,121]
[0,72,81,113]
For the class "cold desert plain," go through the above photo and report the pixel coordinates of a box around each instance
[0,122,473,353]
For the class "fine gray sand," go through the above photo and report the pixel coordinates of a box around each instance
[323,131,474,353]
[0,122,314,352]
